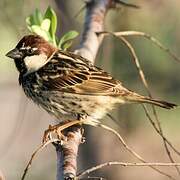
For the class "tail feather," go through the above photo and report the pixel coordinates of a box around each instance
[126,94,177,109]
[136,97,177,109]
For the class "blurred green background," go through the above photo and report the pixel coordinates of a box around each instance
[0,0,180,180]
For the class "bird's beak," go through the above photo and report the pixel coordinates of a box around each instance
[6,48,23,59]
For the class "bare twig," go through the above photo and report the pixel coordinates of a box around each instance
[78,161,180,177]
[142,105,180,156]
[21,139,60,180]
[74,0,140,19]
[98,31,180,63]
[114,0,140,9]
[97,31,180,175]
[114,36,180,176]
[85,123,176,180]
[119,36,180,176]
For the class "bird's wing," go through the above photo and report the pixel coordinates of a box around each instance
[39,50,130,96]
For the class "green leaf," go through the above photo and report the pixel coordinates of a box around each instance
[32,12,39,25]
[26,19,31,31]
[31,25,52,42]
[41,19,51,31]
[26,9,42,27]
[25,7,78,48]
[58,31,79,49]
[62,41,73,51]
[26,16,31,26]
[26,15,34,26]
[44,6,57,39]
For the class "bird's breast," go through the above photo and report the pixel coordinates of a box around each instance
[20,73,123,122]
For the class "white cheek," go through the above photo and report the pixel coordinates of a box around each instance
[24,54,47,74]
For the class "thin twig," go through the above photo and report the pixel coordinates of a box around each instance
[78,161,180,177]
[74,3,86,19]
[98,31,180,175]
[114,0,140,9]
[98,31,180,63]
[85,123,176,180]
[142,105,180,156]
[21,139,60,180]
[115,36,180,176]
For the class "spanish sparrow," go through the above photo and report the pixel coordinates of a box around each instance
[6,35,177,126]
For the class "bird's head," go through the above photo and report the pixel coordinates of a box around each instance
[6,35,57,75]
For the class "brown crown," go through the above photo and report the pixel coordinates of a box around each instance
[16,34,57,58]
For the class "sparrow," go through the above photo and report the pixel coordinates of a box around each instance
[6,35,177,128]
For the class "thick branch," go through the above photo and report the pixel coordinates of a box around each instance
[75,0,113,62]
[56,126,82,180]
[63,127,82,179]
[55,0,115,179]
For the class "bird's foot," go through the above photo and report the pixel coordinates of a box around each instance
[42,120,83,144]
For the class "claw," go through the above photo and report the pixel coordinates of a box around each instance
[42,120,83,144]
[42,125,54,144]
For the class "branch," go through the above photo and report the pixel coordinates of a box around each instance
[97,30,180,176]
[21,139,60,180]
[54,2,179,179]
[98,31,180,63]
[93,123,176,180]
[75,0,114,62]
[114,0,140,9]
[55,0,117,179]
[57,126,82,180]
[78,161,180,177]
[20,3,179,179]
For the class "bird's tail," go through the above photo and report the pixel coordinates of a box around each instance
[126,94,177,109]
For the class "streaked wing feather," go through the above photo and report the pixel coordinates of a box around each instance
[40,50,128,96]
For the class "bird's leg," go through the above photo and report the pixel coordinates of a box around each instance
[42,120,83,144]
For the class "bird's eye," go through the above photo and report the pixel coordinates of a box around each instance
[27,48,34,55]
